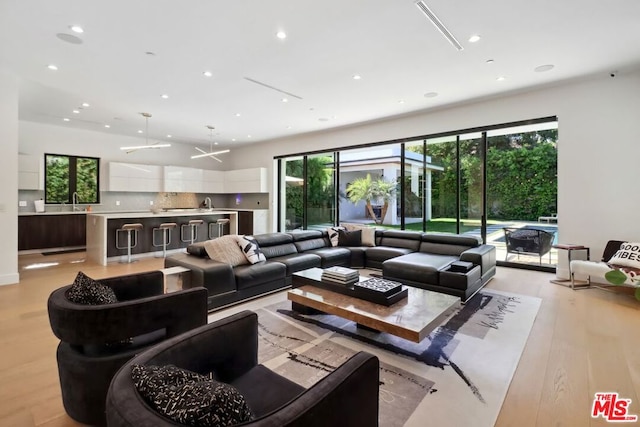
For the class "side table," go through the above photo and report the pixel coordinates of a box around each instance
[550,244,590,289]
[161,266,191,293]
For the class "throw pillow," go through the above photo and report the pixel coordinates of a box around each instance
[338,229,362,247]
[608,242,640,269]
[204,236,249,267]
[342,223,376,247]
[237,235,266,264]
[326,226,345,247]
[132,364,252,427]
[67,271,118,305]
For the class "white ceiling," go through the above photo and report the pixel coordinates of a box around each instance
[1,0,639,149]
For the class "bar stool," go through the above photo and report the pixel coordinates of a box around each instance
[216,218,230,238]
[115,223,143,263]
[181,219,204,245]
[153,222,177,258]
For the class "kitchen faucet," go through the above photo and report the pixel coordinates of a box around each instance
[204,197,212,209]
[72,192,81,211]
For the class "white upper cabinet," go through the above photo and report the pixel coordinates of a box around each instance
[105,163,266,194]
[164,166,203,193]
[203,170,224,193]
[107,162,163,192]
[224,167,267,193]
[18,154,42,190]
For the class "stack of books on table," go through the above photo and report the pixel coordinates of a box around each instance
[321,266,359,285]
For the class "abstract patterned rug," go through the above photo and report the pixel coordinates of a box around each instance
[254,289,541,427]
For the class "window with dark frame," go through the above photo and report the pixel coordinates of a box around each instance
[44,153,100,205]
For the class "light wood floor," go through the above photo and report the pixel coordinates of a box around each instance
[1,252,638,426]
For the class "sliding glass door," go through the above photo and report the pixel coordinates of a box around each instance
[276,116,558,271]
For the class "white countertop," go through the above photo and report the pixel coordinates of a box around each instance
[19,207,267,216]
[87,210,237,219]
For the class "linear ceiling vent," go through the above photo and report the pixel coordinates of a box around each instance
[415,1,463,51]
[243,77,303,100]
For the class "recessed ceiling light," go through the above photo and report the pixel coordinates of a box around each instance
[63,118,70,122]
[281,98,288,103]
[486,59,494,64]
[104,124,111,128]
[137,130,143,134]
[496,76,506,81]
[286,126,293,129]
[47,64,58,71]
[319,117,329,122]
[468,34,481,43]
[82,102,90,107]
[72,110,80,114]
[398,100,405,104]
[167,134,172,138]
[203,71,213,77]
[69,25,84,33]
[424,92,438,98]
[214,142,219,145]
[235,113,241,117]
[145,51,156,56]
[161,94,169,99]
[276,31,287,39]
[232,138,236,142]
[534,64,554,73]
[353,74,362,80]
[247,135,252,138]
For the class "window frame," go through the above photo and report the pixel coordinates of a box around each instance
[44,153,101,205]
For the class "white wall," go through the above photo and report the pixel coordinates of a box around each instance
[19,120,226,175]
[0,70,19,285]
[226,71,640,257]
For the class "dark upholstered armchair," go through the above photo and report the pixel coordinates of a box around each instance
[503,227,555,264]
[48,271,208,426]
[106,310,380,427]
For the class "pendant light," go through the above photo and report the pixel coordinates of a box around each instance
[120,112,171,152]
[191,125,230,161]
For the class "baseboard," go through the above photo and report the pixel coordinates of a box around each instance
[0,272,20,286]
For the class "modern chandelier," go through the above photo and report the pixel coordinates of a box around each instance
[191,125,230,161]
[120,112,171,152]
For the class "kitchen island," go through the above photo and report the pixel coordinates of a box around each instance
[86,210,238,265]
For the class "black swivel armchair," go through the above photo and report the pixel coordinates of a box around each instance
[48,270,208,426]
[106,310,380,427]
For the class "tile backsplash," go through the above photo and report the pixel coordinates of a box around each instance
[17,190,269,213]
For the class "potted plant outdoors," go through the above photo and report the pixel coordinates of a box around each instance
[346,174,396,225]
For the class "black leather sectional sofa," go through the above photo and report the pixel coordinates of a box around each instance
[164,229,496,311]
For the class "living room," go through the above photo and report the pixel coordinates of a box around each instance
[1,2,640,426]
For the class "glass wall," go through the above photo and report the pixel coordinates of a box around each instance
[306,152,336,230]
[275,116,558,270]
[338,145,401,227]
[281,156,304,231]
[486,122,558,266]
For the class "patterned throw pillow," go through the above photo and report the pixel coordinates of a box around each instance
[204,235,249,267]
[608,242,640,269]
[326,226,345,247]
[236,235,266,264]
[67,271,118,305]
[132,364,252,427]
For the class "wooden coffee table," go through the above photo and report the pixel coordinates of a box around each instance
[288,267,460,343]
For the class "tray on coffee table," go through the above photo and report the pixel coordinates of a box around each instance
[292,268,407,306]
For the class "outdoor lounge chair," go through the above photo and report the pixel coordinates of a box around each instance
[503,227,555,264]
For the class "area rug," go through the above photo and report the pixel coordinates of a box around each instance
[254,289,541,427]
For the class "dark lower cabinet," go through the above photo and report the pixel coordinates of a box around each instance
[238,211,253,235]
[105,214,232,257]
[18,214,87,250]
